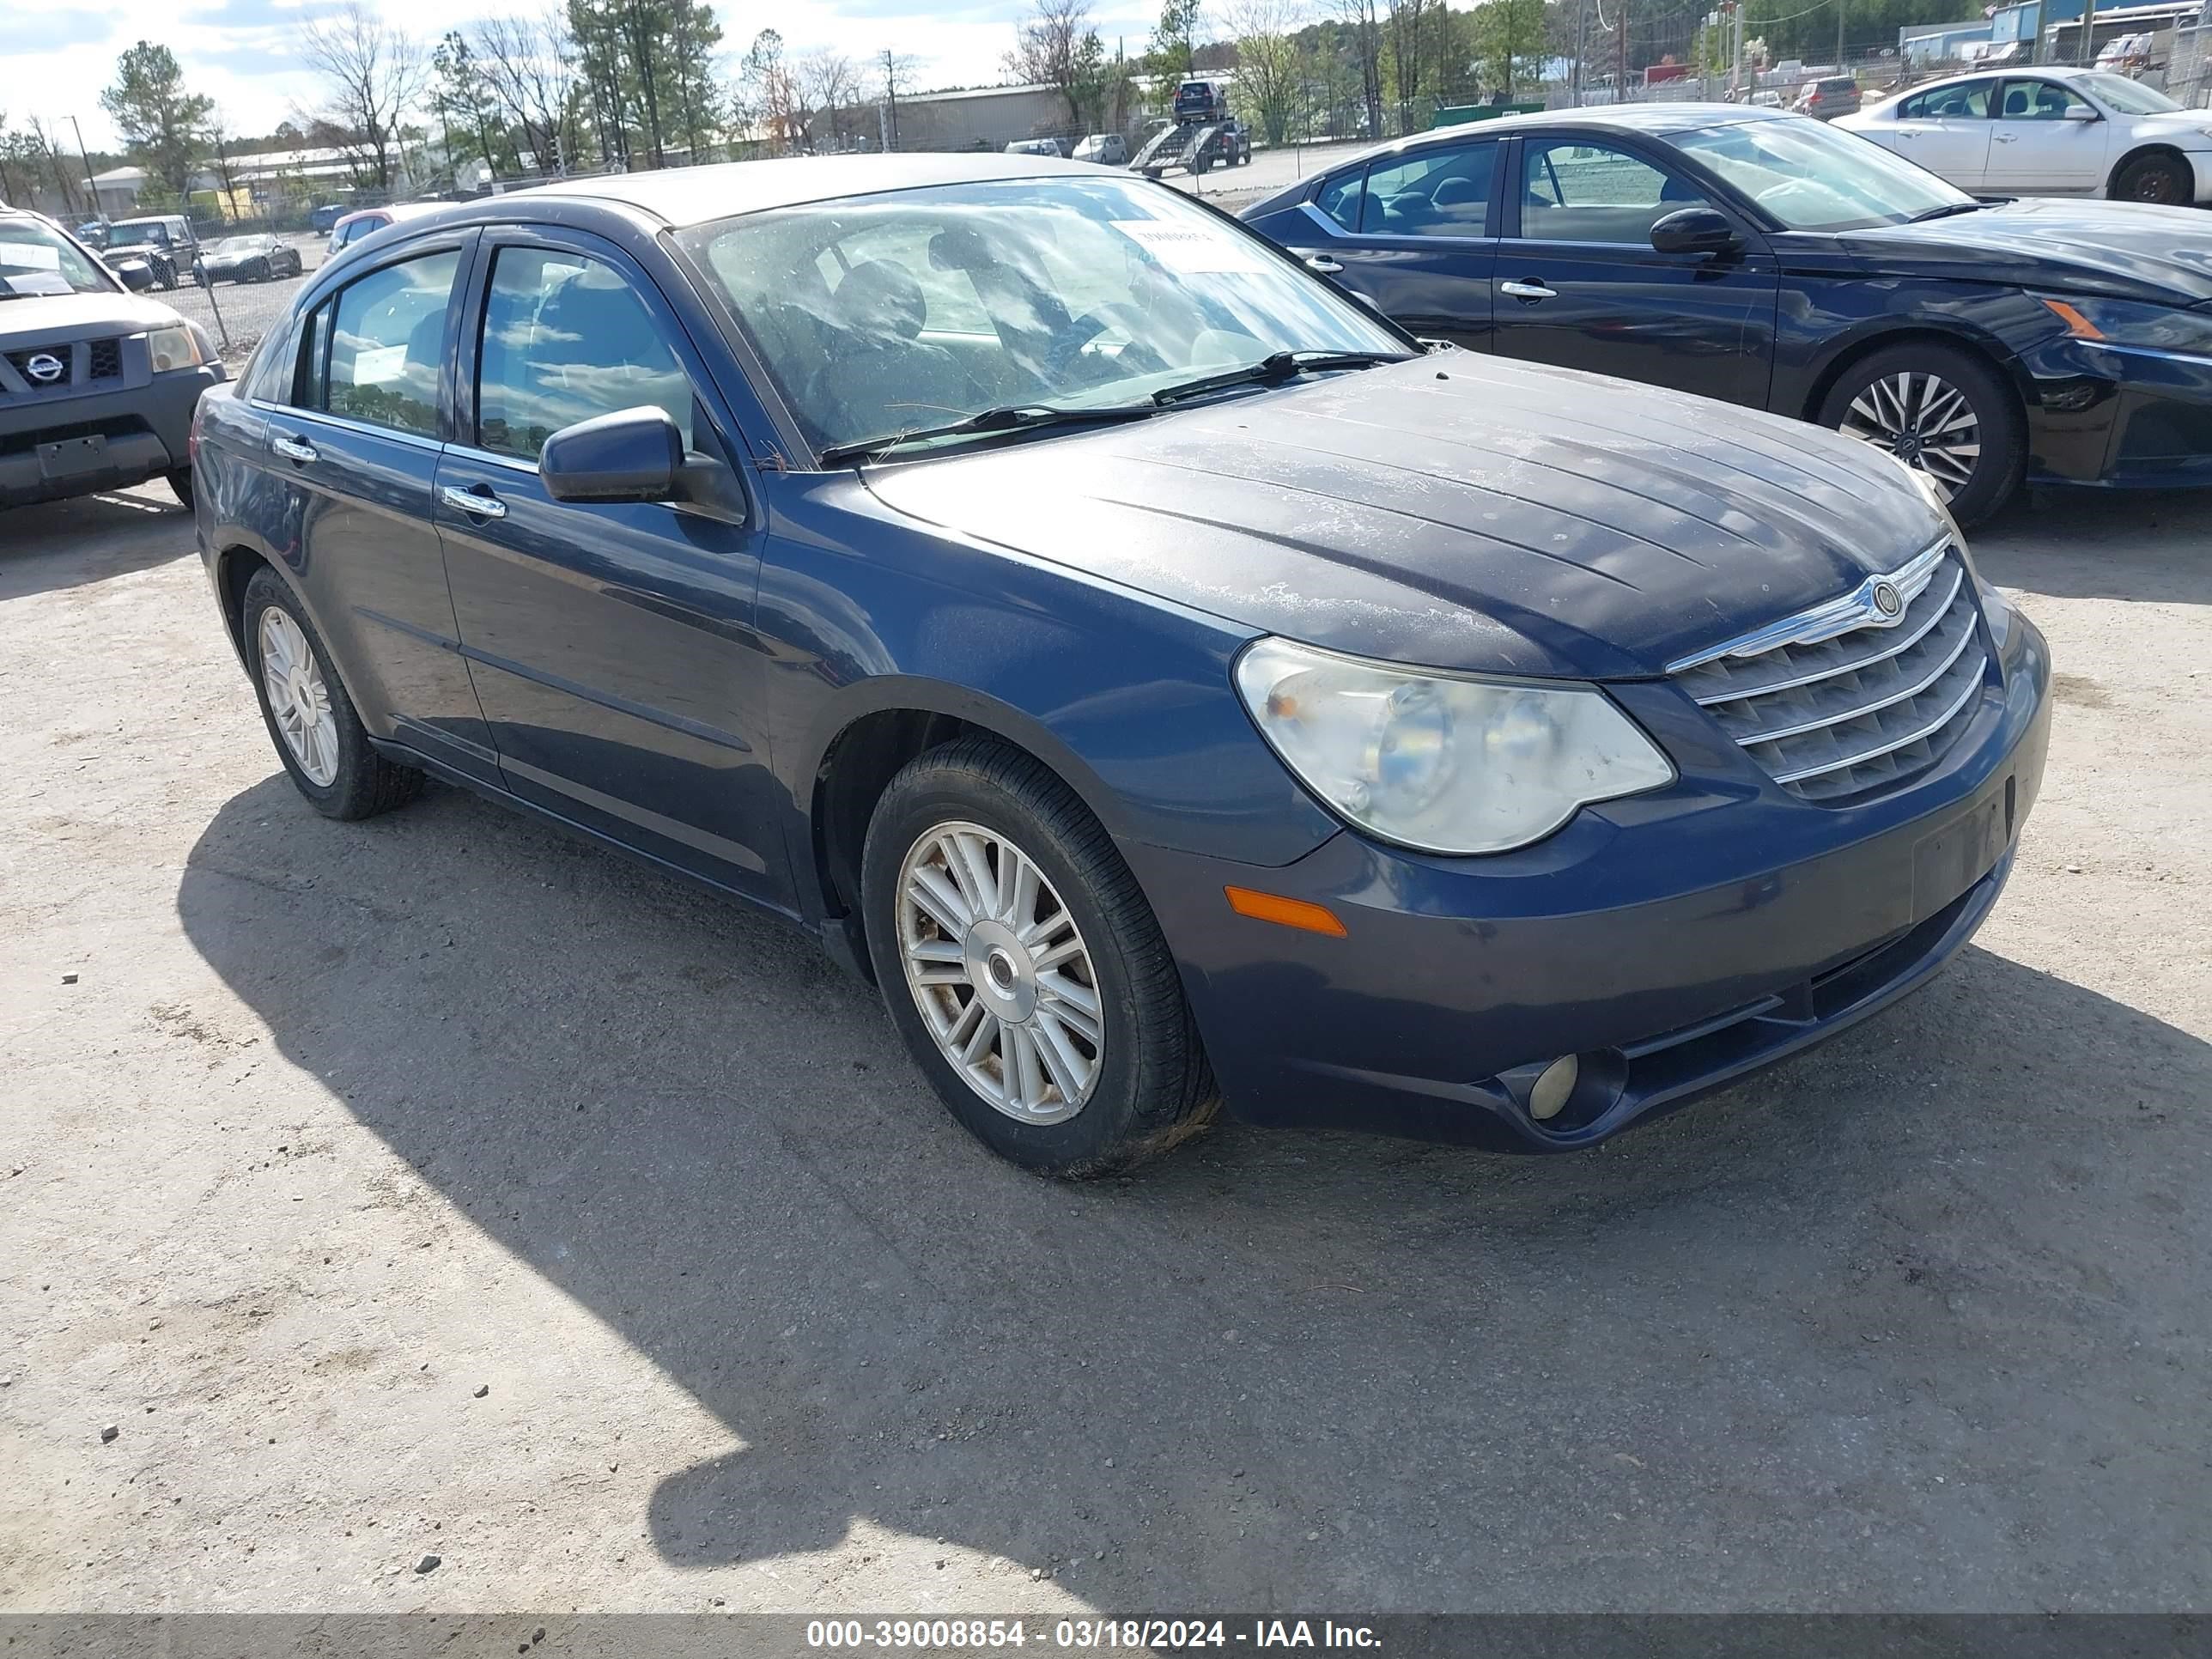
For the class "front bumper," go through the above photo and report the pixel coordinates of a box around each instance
[1126,610,2052,1152]
[0,363,220,507]
[2022,336,2212,489]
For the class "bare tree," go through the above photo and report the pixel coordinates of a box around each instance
[872,49,921,149]
[1223,0,1306,144]
[797,50,860,150]
[1006,0,1093,125]
[1332,0,1384,137]
[297,2,428,192]
[206,112,242,217]
[1383,0,1434,131]
[472,12,579,175]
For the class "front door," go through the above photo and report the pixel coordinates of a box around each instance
[1886,77,1997,188]
[434,228,787,909]
[1986,78,2112,191]
[259,234,499,781]
[1279,138,1502,351]
[1490,137,1779,407]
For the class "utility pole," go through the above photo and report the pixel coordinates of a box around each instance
[1619,0,1631,101]
[1835,0,1846,71]
[1573,0,1589,104]
[67,116,100,222]
[2076,0,2098,61]
[882,48,901,151]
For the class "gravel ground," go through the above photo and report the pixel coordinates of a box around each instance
[0,478,2207,1614]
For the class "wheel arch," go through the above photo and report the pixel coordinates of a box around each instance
[1799,323,2033,428]
[2107,143,2193,199]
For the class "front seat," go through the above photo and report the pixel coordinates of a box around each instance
[807,259,977,444]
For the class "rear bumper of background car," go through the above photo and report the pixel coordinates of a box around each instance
[2023,336,2212,488]
[1124,612,2051,1153]
[0,363,220,507]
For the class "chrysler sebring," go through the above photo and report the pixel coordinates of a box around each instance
[188,155,2051,1175]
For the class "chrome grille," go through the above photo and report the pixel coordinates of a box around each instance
[1671,543,1990,804]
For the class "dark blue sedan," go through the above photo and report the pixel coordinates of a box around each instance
[188,153,2051,1175]
[1241,105,2212,525]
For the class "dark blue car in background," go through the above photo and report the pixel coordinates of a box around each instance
[188,154,2051,1176]
[1241,105,2212,526]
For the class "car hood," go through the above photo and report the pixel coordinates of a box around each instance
[861,356,1945,680]
[1836,197,2212,303]
[0,291,186,348]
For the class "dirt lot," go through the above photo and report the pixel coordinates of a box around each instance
[1,480,2208,1613]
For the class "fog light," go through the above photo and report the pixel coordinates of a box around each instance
[1528,1054,1580,1121]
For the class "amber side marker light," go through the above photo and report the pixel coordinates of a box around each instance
[2043,299,2104,339]
[1224,886,1348,937]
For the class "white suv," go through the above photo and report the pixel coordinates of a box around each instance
[1838,66,2212,205]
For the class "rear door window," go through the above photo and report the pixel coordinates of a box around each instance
[1358,141,1499,237]
[325,248,462,437]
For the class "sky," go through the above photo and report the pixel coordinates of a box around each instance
[0,0,1160,154]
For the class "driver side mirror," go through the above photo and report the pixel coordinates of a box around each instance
[1650,207,1741,257]
[541,405,682,504]
[114,260,155,292]
[2063,104,2100,121]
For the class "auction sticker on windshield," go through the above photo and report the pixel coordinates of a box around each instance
[1111,220,1267,274]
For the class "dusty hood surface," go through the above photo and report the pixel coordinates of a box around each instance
[863,356,1947,679]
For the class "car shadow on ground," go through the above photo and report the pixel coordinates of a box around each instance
[1977,485,2212,605]
[0,489,194,603]
[174,773,2212,1607]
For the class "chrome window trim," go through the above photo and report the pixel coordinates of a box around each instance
[1665,538,1950,675]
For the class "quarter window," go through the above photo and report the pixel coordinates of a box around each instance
[476,246,693,461]
[1519,141,1710,244]
[1358,142,1498,236]
[1316,169,1365,231]
[325,249,461,437]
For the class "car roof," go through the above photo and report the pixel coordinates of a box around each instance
[1299,102,1790,170]
[518,152,1107,227]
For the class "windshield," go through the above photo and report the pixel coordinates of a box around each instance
[1673,117,1972,231]
[112,221,172,246]
[2074,70,2181,113]
[676,174,1409,458]
[210,236,262,254]
[0,218,115,299]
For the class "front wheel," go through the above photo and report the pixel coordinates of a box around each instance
[1816,342,2025,527]
[2112,152,2191,205]
[861,738,1216,1176]
[241,566,424,821]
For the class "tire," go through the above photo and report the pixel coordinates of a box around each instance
[165,466,194,512]
[2112,151,2191,205]
[860,737,1217,1176]
[1815,340,2024,528]
[240,566,424,821]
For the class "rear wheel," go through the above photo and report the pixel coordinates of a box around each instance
[861,738,1216,1176]
[1816,341,2024,527]
[2112,151,2191,205]
[241,567,424,821]
[165,467,194,512]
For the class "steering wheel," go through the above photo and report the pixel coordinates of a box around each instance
[1052,303,1173,380]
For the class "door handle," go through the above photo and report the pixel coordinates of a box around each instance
[270,435,318,465]
[1500,279,1558,301]
[440,483,507,520]
[1304,254,1345,274]
[1993,132,2017,143]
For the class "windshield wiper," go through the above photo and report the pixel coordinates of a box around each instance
[1148,349,1411,407]
[1909,201,1990,223]
[817,402,1155,466]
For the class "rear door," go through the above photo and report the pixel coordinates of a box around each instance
[1885,78,1996,187]
[1490,134,1778,406]
[254,230,498,781]
[433,225,786,908]
[1263,138,1502,350]
[1986,77,2112,191]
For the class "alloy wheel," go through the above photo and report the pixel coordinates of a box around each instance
[1839,370,1981,501]
[258,605,340,787]
[896,820,1103,1125]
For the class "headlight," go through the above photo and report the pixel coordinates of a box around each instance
[147,325,206,373]
[2043,295,2212,358]
[1233,637,1675,855]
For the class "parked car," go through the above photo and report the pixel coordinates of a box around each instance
[311,204,349,234]
[1239,103,2212,521]
[1,204,224,509]
[103,214,198,290]
[1073,132,1129,165]
[195,233,305,285]
[1794,75,1863,119]
[191,152,2049,1176]
[1838,64,2212,204]
[2094,31,2154,72]
[1004,137,1066,158]
[74,220,110,249]
[326,204,441,257]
